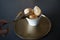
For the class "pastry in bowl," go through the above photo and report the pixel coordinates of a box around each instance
[24,6,42,26]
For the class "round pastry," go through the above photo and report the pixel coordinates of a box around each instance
[24,8,34,16]
[33,6,41,16]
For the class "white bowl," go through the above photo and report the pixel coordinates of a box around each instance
[26,15,41,26]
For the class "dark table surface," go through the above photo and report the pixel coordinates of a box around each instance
[0,0,60,40]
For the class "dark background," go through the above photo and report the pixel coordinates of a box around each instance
[0,0,60,40]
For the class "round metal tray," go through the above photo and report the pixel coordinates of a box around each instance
[14,14,51,40]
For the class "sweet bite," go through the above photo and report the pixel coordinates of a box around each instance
[24,6,41,19]
[33,6,41,17]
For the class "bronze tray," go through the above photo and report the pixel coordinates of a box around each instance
[14,14,51,40]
